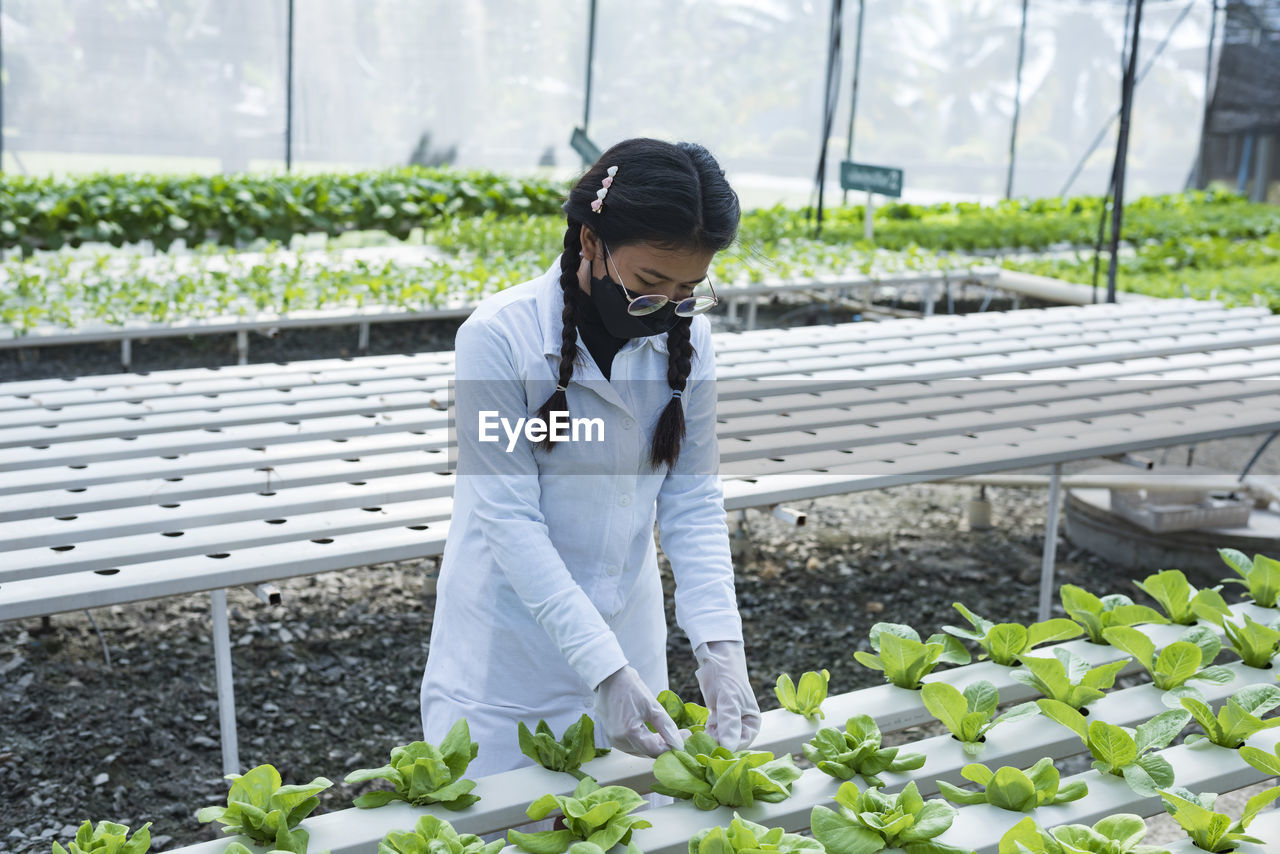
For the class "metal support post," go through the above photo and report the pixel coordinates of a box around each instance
[358,320,370,355]
[121,338,132,371]
[236,329,249,365]
[1038,462,1063,622]
[745,297,758,331]
[210,588,240,775]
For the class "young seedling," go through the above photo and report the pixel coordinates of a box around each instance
[651,689,709,732]
[1182,684,1280,749]
[1101,625,1234,696]
[942,603,1082,666]
[1011,647,1130,712]
[1219,547,1280,608]
[196,763,332,854]
[689,813,824,854]
[920,680,1039,755]
[518,714,610,779]
[998,814,1172,854]
[650,730,802,810]
[52,820,152,854]
[1212,613,1280,669]
[1060,583,1169,644]
[853,622,970,690]
[937,756,1088,812]
[802,714,926,786]
[345,718,481,809]
[379,815,505,854]
[1134,569,1230,625]
[507,775,652,854]
[1158,786,1280,853]
[809,780,971,854]
[775,669,830,721]
[1037,699,1191,796]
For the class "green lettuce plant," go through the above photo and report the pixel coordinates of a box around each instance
[1194,611,1280,669]
[345,718,480,809]
[853,622,971,689]
[196,763,332,854]
[1239,732,1280,776]
[655,689,709,732]
[942,603,1082,666]
[802,714,926,786]
[1158,787,1280,853]
[937,757,1087,812]
[998,814,1172,854]
[650,730,803,810]
[1101,625,1234,694]
[1011,647,1130,711]
[518,714,610,779]
[921,680,1039,755]
[1182,684,1280,749]
[52,820,152,854]
[1219,547,1280,608]
[809,780,970,854]
[1060,584,1169,643]
[1036,700,1190,796]
[506,776,651,854]
[689,814,824,854]
[1134,569,1230,625]
[775,669,830,720]
[376,815,505,854]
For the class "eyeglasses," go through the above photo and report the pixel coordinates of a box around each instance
[602,242,719,317]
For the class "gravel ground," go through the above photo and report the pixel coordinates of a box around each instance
[3,296,1279,852]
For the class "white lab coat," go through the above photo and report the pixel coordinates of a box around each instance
[419,257,743,777]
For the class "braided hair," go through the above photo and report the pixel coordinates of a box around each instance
[535,138,740,469]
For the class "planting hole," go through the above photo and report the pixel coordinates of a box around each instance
[311,538,333,544]
[161,531,184,538]
[94,569,120,576]
[259,491,276,496]
[51,545,75,552]
[348,481,366,486]
[362,506,383,512]
[68,465,87,470]
[207,553,230,559]
[407,525,429,530]
[55,516,78,521]
[160,504,180,508]
[265,519,287,525]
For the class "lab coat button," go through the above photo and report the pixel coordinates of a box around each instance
[607,564,621,577]
[617,493,632,507]
[622,417,635,430]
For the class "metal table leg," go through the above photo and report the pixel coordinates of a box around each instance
[210,588,240,775]
[1038,462,1063,621]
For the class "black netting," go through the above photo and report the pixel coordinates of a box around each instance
[1207,0,1280,135]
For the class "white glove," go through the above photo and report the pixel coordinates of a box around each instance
[594,665,684,758]
[694,640,761,752]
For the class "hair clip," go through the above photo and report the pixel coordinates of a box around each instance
[556,384,568,392]
[591,165,618,213]
[671,389,683,399]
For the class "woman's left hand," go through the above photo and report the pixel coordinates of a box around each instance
[693,640,761,751]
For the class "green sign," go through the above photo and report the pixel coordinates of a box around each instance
[570,127,602,163]
[840,161,903,197]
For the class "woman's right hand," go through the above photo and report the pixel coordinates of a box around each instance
[594,665,684,757]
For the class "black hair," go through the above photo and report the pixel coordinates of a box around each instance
[536,137,740,469]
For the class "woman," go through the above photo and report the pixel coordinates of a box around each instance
[419,137,760,778]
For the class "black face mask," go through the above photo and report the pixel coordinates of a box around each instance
[588,266,681,338]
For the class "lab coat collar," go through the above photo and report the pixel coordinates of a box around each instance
[538,256,670,359]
